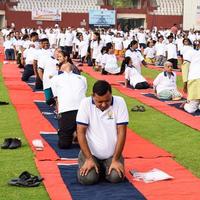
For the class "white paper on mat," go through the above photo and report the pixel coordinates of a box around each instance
[130,168,174,183]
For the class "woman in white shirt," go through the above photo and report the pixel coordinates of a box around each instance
[153,61,182,100]
[144,40,156,65]
[90,32,104,67]
[124,57,149,89]
[101,43,122,75]
[78,34,88,64]
[125,40,146,74]
[155,36,166,66]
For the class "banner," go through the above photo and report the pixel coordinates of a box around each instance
[32,8,61,21]
[89,10,116,26]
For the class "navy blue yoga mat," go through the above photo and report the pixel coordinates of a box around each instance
[41,133,80,159]
[168,103,200,116]
[58,164,146,200]
[34,101,58,129]
[142,93,168,102]
[26,76,43,92]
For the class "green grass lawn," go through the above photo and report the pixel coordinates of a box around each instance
[0,64,49,200]
[84,72,200,177]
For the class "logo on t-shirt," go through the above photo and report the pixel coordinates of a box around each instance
[107,111,114,120]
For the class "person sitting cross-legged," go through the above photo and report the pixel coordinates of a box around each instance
[76,80,129,185]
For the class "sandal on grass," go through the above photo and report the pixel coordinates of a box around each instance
[131,105,146,112]
[8,171,43,187]
[0,101,9,105]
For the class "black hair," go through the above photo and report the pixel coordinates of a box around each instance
[101,46,106,54]
[122,56,131,67]
[183,38,192,46]
[167,34,174,39]
[40,38,49,43]
[22,34,29,40]
[57,50,74,68]
[93,80,112,96]
[94,31,101,45]
[127,40,138,49]
[30,32,38,38]
[121,57,131,73]
[105,42,113,53]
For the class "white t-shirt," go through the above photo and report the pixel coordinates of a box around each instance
[76,96,129,159]
[180,46,194,61]
[65,32,74,46]
[113,37,123,50]
[123,39,131,49]
[165,43,177,59]
[153,72,177,94]
[3,40,14,49]
[144,47,156,58]
[137,32,147,44]
[187,49,200,80]
[58,33,66,47]
[47,33,57,47]
[23,47,37,65]
[125,49,144,74]
[38,55,58,89]
[101,53,121,74]
[125,66,146,87]
[155,42,166,56]
[79,40,88,58]
[90,40,104,59]
[51,71,87,113]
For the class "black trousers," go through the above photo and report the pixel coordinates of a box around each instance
[167,58,178,69]
[35,76,43,90]
[58,110,78,149]
[21,64,34,81]
[135,81,149,89]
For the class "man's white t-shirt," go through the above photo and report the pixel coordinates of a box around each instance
[153,72,177,94]
[51,71,87,114]
[38,55,58,89]
[76,96,129,159]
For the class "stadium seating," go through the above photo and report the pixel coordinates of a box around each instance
[154,0,183,15]
[13,0,104,13]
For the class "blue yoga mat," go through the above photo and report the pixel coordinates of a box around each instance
[143,93,170,102]
[168,103,200,116]
[34,101,58,129]
[41,133,80,159]
[26,76,43,92]
[58,164,146,200]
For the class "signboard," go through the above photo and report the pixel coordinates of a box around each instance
[32,8,61,21]
[89,10,116,27]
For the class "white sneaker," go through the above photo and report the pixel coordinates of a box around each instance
[32,139,44,151]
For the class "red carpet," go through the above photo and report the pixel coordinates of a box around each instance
[81,66,200,131]
[3,63,200,200]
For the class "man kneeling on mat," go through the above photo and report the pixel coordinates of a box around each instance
[76,80,129,184]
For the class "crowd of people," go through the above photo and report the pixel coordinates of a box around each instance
[1,23,200,184]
